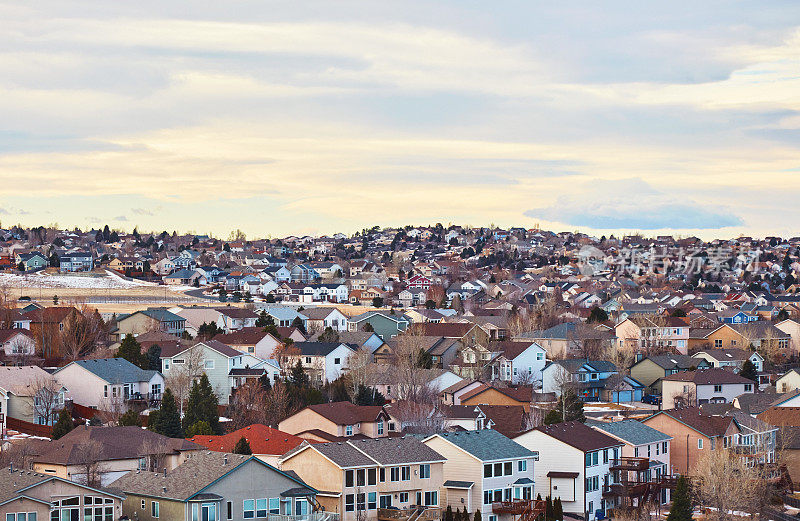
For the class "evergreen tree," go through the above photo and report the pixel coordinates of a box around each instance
[118,409,141,427]
[544,389,585,424]
[666,476,693,521]
[328,378,351,402]
[185,420,213,437]
[354,385,386,406]
[150,388,182,438]
[739,359,758,381]
[51,409,74,440]
[473,510,481,521]
[553,498,563,521]
[460,507,468,521]
[291,316,307,334]
[234,436,252,455]
[116,334,148,369]
[182,374,221,434]
[445,506,453,521]
[289,359,311,388]
[545,496,553,521]
[147,344,162,371]
[587,307,608,323]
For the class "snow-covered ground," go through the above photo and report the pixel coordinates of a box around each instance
[0,270,154,289]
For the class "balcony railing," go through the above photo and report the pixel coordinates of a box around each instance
[266,513,339,521]
[124,392,162,403]
[610,457,649,472]
[378,507,439,521]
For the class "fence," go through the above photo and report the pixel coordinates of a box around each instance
[7,417,52,438]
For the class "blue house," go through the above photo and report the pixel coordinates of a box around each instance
[719,310,758,324]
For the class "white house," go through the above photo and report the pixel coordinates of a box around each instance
[0,329,36,359]
[215,308,259,333]
[289,342,357,384]
[490,341,547,385]
[302,307,350,332]
[514,421,624,520]
[54,358,164,410]
[661,368,755,409]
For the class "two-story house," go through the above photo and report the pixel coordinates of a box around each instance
[288,342,357,385]
[302,307,350,332]
[54,358,164,411]
[630,355,711,395]
[541,360,619,401]
[423,430,538,521]
[513,421,624,520]
[279,402,391,442]
[57,250,94,273]
[111,308,186,341]
[348,312,410,341]
[691,348,764,373]
[615,316,690,355]
[160,340,260,405]
[588,420,672,505]
[117,451,320,521]
[215,308,259,333]
[488,341,547,385]
[280,437,446,520]
[0,365,67,426]
[661,368,754,409]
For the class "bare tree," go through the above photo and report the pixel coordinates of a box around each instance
[74,439,107,488]
[29,376,63,425]
[263,380,292,426]
[392,329,437,403]
[164,344,204,414]
[0,439,40,470]
[347,347,375,396]
[60,304,106,361]
[228,380,269,430]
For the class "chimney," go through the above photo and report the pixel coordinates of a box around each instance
[223,455,228,465]
[163,468,167,477]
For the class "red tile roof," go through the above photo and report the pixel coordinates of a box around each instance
[190,424,309,455]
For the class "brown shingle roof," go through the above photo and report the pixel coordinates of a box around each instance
[663,368,752,385]
[213,327,274,345]
[533,421,623,452]
[306,402,387,425]
[650,407,734,437]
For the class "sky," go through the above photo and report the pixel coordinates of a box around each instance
[2,1,800,239]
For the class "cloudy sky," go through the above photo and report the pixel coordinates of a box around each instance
[2,1,800,238]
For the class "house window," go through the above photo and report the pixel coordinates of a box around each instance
[345,495,354,512]
[204,360,215,369]
[305,357,312,364]
[346,425,353,436]
[377,422,384,435]
[518,460,527,472]
[603,449,608,464]
[698,439,704,449]
[256,499,267,517]
[368,493,377,510]
[401,466,410,481]
[379,468,385,482]
[334,358,341,365]
[424,491,438,507]
[356,493,366,511]
[504,461,513,475]
[714,339,723,348]
[419,464,430,479]
[152,501,160,518]
[368,468,377,485]
[164,360,170,370]
[745,384,753,392]
[103,385,108,398]
[713,385,722,393]
[357,469,366,487]
[399,493,409,504]
[141,500,146,509]
[662,442,668,453]
[345,470,354,487]
[536,352,544,361]
[391,467,400,481]
[269,498,280,514]
[227,502,232,520]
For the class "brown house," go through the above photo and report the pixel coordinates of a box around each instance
[459,384,534,412]
[22,306,80,358]
[642,407,739,475]
[278,401,392,441]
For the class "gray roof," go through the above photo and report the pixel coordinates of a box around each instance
[115,451,312,501]
[302,437,445,468]
[431,429,534,461]
[0,468,124,505]
[591,419,671,446]
[443,480,474,489]
[57,358,159,384]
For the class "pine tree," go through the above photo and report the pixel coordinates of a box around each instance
[553,498,563,521]
[739,359,757,381]
[666,476,693,521]
[146,344,162,371]
[473,510,481,521]
[233,436,252,455]
[444,507,453,521]
[460,507,468,521]
[185,420,213,437]
[52,409,74,440]
[116,334,148,369]
[118,409,141,427]
[545,496,553,521]
[150,388,182,438]
[182,374,221,434]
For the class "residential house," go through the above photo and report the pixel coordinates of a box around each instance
[57,251,93,273]
[280,437,446,520]
[518,323,615,359]
[53,358,164,410]
[775,318,800,353]
[406,275,433,290]
[629,355,711,395]
[32,425,201,485]
[302,307,350,333]
[286,342,356,385]
[488,341,547,385]
[15,252,48,271]
[23,306,81,359]
[422,430,537,521]
[116,451,319,521]
[459,384,534,413]
[0,468,124,521]
[0,329,37,362]
[212,327,281,359]
[661,368,754,409]
[160,340,261,405]
[216,308,259,333]
[642,407,744,474]
[440,380,486,406]
[589,420,672,505]
[290,264,321,282]
[777,369,800,393]
[514,421,624,520]
[111,308,186,341]
[690,323,789,353]
[0,365,67,425]
[279,402,391,441]
[190,424,308,466]
[348,312,410,341]
[614,316,689,355]
[756,407,800,481]
[541,360,619,402]
[691,348,764,373]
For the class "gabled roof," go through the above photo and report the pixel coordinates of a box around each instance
[645,407,736,438]
[633,354,703,371]
[306,402,387,425]
[0,468,124,506]
[0,365,60,396]
[477,405,528,438]
[298,437,446,469]
[663,368,752,385]
[494,340,543,360]
[295,342,356,356]
[459,384,533,404]
[115,451,313,501]
[213,327,274,346]
[532,421,623,452]
[429,429,535,461]
[22,306,76,324]
[56,358,159,384]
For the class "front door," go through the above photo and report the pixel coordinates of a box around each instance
[201,503,217,521]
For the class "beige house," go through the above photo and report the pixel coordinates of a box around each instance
[32,425,202,485]
[279,402,391,441]
[280,437,446,520]
[777,369,800,393]
[422,430,537,521]
[0,365,67,426]
[0,468,124,521]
